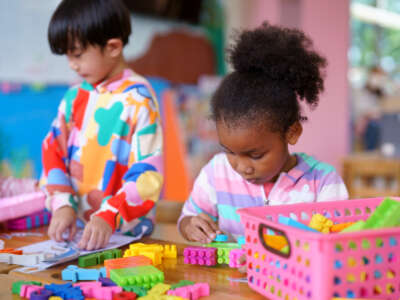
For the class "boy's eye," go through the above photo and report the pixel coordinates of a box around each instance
[74,53,82,58]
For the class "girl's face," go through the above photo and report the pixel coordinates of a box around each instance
[216,120,301,185]
[66,42,118,85]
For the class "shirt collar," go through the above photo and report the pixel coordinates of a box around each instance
[88,68,134,94]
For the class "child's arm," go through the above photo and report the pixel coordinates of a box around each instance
[78,86,163,250]
[178,161,221,243]
[41,94,78,242]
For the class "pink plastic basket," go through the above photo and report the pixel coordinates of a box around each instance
[237,197,400,300]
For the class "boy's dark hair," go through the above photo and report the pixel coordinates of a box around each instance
[211,22,327,134]
[48,0,131,55]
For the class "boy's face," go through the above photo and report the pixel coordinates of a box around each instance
[66,43,115,85]
[216,120,300,185]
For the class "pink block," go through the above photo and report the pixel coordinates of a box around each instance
[167,283,210,300]
[229,249,245,268]
[19,285,43,298]
[0,191,45,222]
[73,282,102,297]
[73,282,122,300]
[183,247,216,266]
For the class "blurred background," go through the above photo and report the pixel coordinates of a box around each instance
[1,0,400,201]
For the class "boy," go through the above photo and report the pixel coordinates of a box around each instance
[42,0,163,250]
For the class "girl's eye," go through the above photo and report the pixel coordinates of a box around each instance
[250,153,264,160]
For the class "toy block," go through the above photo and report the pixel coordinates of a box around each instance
[0,252,46,266]
[148,282,170,295]
[30,288,53,300]
[113,291,137,300]
[73,282,122,300]
[19,285,43,298]
[99,277,117,286]
[364,197,400,229]
[214,234,228,242]
[0,248,23,255]
[237,236,245,246]
[278,216,320,233]
[183,246,217,266]
[308,213,333,233]
[124,243,163,257]
[330,222,355,233]
[78,248,122,267]
[48,297,63,300]
[138,251,162,265]
[106,255,153,273]
[170,280,195,290]
[44,283,84,300]
[61,265,106,282]
[7,209,51,230]
[167,283,209,300]
[122,285,147,297]
[340,220,366,233]
[163,245,177,258]
[110,265,164,289]
[12,281,41,294]
[263,235,288,250]
[229,249,245,268]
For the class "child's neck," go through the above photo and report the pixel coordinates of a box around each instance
[106,57,129,81]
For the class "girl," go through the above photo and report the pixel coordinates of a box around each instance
[179,22,349,244]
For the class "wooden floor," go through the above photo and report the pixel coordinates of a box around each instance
[0,223,267,300]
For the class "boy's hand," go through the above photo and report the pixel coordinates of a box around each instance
[78,216,112,250]
[48,206,77,242]
[181,213,222,243]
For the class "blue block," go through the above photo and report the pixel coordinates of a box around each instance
[214,234,228,242]
[278,216,319,233]
[61,265,106,282]
[44,283,84,300]
[237,236,245,246]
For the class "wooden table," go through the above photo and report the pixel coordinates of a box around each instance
[0,224,266,300]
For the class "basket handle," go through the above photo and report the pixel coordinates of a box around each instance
[258,223,291,259]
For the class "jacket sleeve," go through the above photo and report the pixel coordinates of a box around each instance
[40,89,79,212]
[93,87,164,232]
[177,160,218,230]
[316,171,349,202]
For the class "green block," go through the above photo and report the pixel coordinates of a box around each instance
[123,285,147,296]
[364,198,400,229]
[341,220,366,233]
[12,281,41,294]
[103,249,122,260]
[204,242,239,265]
[170,280,195,290]
[110,265,164,289]
[78,253,99,267]
[78,249,122,267]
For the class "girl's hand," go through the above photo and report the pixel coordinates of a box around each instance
[48,206,77,242]
[78,216,112,250]
[180,213,222,243]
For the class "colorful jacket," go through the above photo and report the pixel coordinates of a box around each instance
[40,69,163,235]
[179,152,348,240]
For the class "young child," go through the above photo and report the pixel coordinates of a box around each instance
[42,0,163,250]
[179,23,349,244]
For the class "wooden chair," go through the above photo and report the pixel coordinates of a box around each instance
[342,153,400,198]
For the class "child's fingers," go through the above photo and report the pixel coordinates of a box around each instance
[78,226,92,249]
[189,225,212,243]
[86,230,100,251]
[192,216,217,241]
[68,222,77,241]
[94,232,105,250]
[55,222,68,242]
[198,213,219,232]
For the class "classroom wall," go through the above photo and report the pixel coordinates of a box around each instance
[241,0,350,172]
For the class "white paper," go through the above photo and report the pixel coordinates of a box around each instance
[14,230,143,272]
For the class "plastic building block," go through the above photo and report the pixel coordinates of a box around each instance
[148,283,170,295]
[12,281,41,294]
[330,222,355,233]
[214,234,228,242]
[104,255,152,277]
[19,285,43,298]
[204,242,241,264]
[237,236,246,246]
[78,248,122,267]
[61,265,106,282]
[110,265,164,289]
[183,246,217,266]
[123,243,165,265]
[229,249,245,268]
[363,197,400,229]
[170,280,195,290]
[167,283,209,300]
[113,291,137,300]
[7,209,51,230]
[0,248,23,254]
[308,213,333,233]
[30,289,53,300]
[122,285,147,297]
[73,282,122,300]
[99,277,117,286]
[44,283,84,300]
[163,245,177,259]
[278,216,320,233]
[340,220,366,233]
[48,297,63,300]
[0,252,46,266]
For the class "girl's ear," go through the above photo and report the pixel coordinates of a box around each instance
[105,38,123,58]
[285,121,302,145]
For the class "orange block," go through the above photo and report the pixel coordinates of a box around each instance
[104,255,152,277]
[331,222,355,233]
[263,235,288,250]
[0,248,23,255]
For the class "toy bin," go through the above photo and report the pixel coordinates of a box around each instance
[237,197,400,300]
